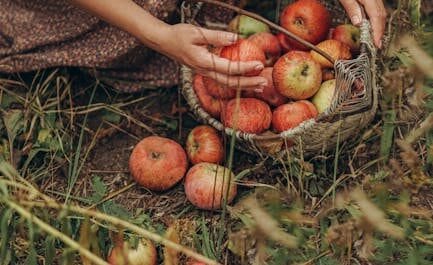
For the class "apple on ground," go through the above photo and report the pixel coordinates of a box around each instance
[243,67,288,107]
[186,125,224,165]
[193,75,226,118]
[280,0,331,50]
[273,51,322,100]
[222,98,272,134]
[310,39,352,68]
[228,15,270,38]
[184,162,237,210]
[272,100,318,132]
[129,136,188,191]
[276,33,292,53]
[248,32,282,66]
[107,238,157,265]
[332,24,361,53]
[312,79,336,113]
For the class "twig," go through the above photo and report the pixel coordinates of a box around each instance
[4,200,108,265]
[86,182,136,210]
[186,0,335,64]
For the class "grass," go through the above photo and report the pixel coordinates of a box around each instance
[1,0,433,264]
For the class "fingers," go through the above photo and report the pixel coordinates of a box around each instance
[339,0,363,25]
[358,0,386,48]
[194,27,238,47]
[204,52,264,75]
[201,71,268,89]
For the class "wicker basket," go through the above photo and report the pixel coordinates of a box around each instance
[180,0,379,159]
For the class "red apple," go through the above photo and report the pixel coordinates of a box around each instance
[184,162,237,210]
[186,125,224,165]
[243,67,288,107]
[276,33,292,53]
[220,39,266,76]
[322,68,335,81]
[272,100,318,132]
[202,76,237,99]
[129,136,188,191]
[327,27,335,39]
[312,79,336,113]
[332,24,361,53]
[228,15,270,38]
[248,32,282,66]
[222,98,272,134]
[273,51,322,100]
[280,0,331,50]
[107,238,157,265]
[311,39,352,68]
[193,75,226,118]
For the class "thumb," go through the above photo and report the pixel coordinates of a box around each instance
[196,28,238,47]
[339,0,363,25]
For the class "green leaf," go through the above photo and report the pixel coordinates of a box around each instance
[410,0,421,26]
[380,109,396,162]
[0,208,13,265]
[89,176,107,203]
[3,109,24,144]
[0,93,19,109]
[44,236,56,265]
[101,110,122,124]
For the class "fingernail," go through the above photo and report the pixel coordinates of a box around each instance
[254,64,264,71]
[259,81,268,87]
[351,15,361,25]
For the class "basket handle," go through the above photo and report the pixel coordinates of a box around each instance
[184,0,335,65]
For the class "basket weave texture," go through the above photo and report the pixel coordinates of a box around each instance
[180,0,379,159]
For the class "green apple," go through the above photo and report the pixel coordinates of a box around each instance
[228,15,270,38]
[312,79,336,113]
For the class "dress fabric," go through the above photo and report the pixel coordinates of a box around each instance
[0,0,237,92]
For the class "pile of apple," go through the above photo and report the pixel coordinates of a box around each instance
[193,0,361,135]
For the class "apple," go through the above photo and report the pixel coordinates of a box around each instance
[243,67,288,107]
[222,98,272,134]
[248,32,282,66]
[107,238,157,265]
[273,51,322,100]
[276,33,292,53]
[332,24,361,53]
[310,39,352,68]
[280,0,331,50]
[312,79,336,114]
[322,68,335,81]
[220,39,266,76]
[186,125,224,165]
[202,76,237,99]
[228,15,270,38]
[129,136,188,191]
[193,75,226,118]
[272,100,318,133]
[184,162,237,210]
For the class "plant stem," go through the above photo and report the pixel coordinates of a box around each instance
[4,200,109,265]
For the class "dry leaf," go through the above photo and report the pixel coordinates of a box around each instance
[164,224,180,265]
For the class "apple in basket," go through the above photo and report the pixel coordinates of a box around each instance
[248,32,282,66]
[312,79,337,114]
[280,0,331,50]
[193,75,226,118]
[322,68,335,81]
[221,98,272,134]
[202,39,266,98]
[273,51,322,100]
[184,162,237,210]
[310,39,352,68]
[228,15,270,38]
[129,136,188,191]
[272,100,318,133]
[186,125,224,165]
[332,24,361,53]
[243,67,288,107]
[276,32,292,53]
[107,237,157,265]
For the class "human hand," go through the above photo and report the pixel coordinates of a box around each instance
[160,24,267,90]
[339,0,386,48]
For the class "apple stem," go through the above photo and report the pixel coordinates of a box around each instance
[185,0,335,65]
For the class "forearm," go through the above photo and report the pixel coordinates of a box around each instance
[70,0,171,51]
